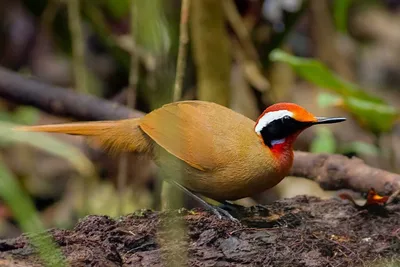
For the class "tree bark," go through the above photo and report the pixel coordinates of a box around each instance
[190,0,231,106]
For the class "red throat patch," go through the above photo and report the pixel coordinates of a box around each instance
[268,134,297,172]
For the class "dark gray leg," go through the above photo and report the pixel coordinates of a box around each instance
[219,200,244,211]
[170,181,238,222]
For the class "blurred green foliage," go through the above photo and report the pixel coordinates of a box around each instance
[132,0,171,55]
[0,121,95,177]
[100,0,130,19]
[0,120,100,264]
[333,0,352,34]
[0,158,66,267]
[343,97,399,133]
[339,141,379,156]
[317,92,343,108]
[310,127,337,154]
[0,107,39,125]
[310,127,379,156]
[84,180,152,217]
[270,49,400,133]
[269,49,381,102]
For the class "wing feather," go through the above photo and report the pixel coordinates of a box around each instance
[140,101,250,171]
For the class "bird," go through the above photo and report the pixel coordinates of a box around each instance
[16,101,346,219]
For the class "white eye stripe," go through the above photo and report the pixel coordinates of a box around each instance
[254,110,293,134]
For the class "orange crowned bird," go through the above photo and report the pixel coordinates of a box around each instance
[16,101,345,219]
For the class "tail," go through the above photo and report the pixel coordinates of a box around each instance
[15,118,152,154]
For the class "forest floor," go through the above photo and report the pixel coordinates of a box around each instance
[0,195,399,267]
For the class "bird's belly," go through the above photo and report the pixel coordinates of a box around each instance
[182,166,287,201]
[154,143,288,201]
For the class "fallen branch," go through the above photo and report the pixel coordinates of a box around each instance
[0,67,399,195]
[0,67,143,121]
[292,151,400,195]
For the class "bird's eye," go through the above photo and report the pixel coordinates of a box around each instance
[283,115,291,120]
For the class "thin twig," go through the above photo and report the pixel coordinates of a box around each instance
[127,19,139,108]
[222,0,260,65]
[67,0,87,93]
[117,155,128,215]
[158,4,191,266]
[232,39,269,92]
[387,188,400,204]
[173,0,191,102]
[223,0,269,92]
[161,0,191,212]
[162,0,191,207]
[117,1,141,216]
[67,0,89,215]
[40,0,60,32]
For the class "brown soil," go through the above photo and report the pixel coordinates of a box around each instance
[0,196,399,267]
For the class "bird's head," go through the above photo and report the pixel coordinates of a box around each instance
[255,103,346,149]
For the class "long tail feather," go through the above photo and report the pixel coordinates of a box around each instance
[15,121,119,135]
[15,119,152,154]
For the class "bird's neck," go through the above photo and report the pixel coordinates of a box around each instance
[269,135,297,173]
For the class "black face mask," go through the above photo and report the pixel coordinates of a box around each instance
[259,116,311,147]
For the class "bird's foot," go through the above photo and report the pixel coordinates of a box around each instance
[169,181,240,222]
[210,205,239,222]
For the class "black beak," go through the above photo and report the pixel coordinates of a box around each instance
[313,117,346,125]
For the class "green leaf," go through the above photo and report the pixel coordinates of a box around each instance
[0,106,39,125]
[0,121,95,177]
[132,0,171,54]
[310,127,337,154]
[0,111,15,122]
[333,0,352,34]
[12,106,40,125]
[343,97,400,133]
[270,49,400,133]
[0,158,66,267]
[103,0,130,18]
[339,141,379,156]
[317,92,343,108]
[269,49,384,103]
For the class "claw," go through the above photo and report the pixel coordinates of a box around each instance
[212,206,239,222]
[169,180,239,222]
